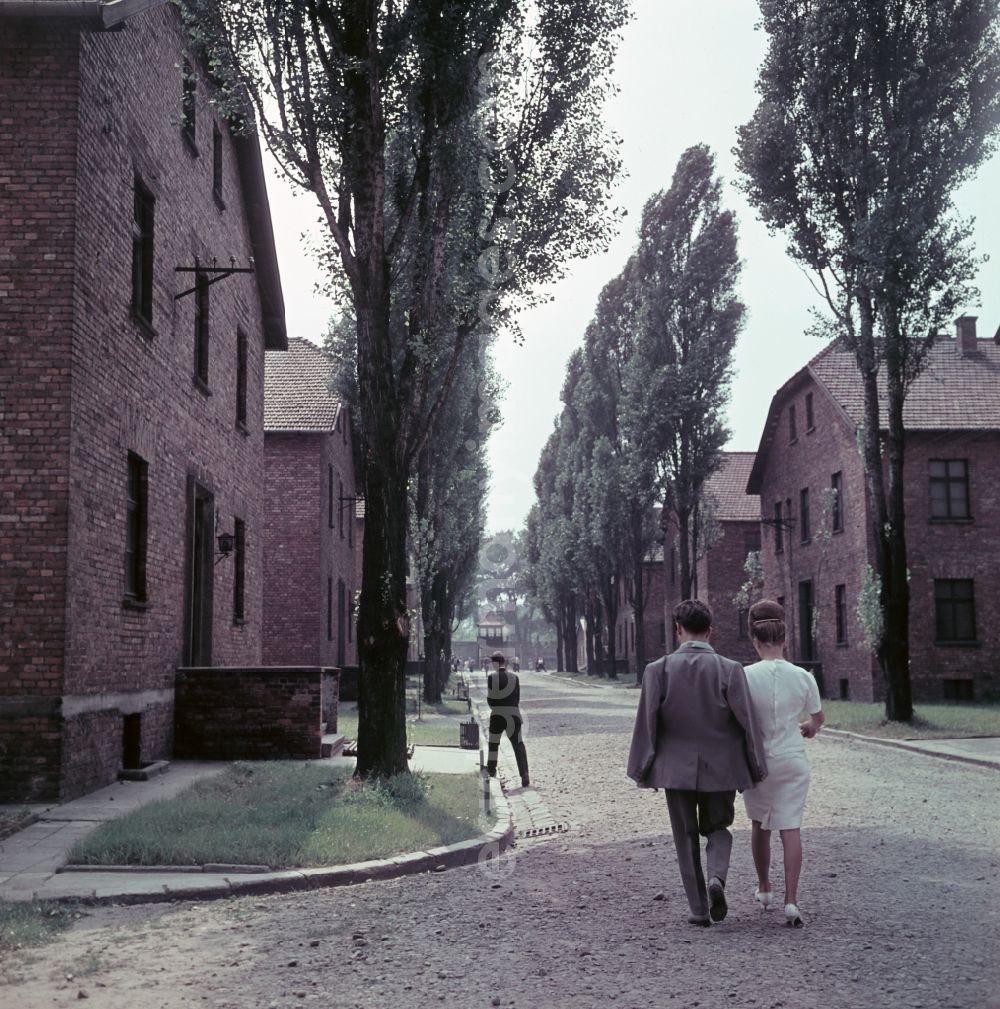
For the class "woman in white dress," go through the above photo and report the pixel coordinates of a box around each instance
[742,599,825,927]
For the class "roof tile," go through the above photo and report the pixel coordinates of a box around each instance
[264,338,340,432]
[705,452,759,521]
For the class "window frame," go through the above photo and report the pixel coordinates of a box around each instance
[181,58,198,153]
[929,459,971,521]
[124,452,149,605]
[789,403,798,443]
[805,391,815,432]
[212,122,225,207]
[799,487,811,543]
[934,578,977,644]
[834,583,847,645]
[194,272,210,389]
[233,517,246,623]
[831,471,844,532]
[131,177,155,328]
[236,328,248,431]
[774,501,784,554]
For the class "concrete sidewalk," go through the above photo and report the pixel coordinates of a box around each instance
[0,745,508,905]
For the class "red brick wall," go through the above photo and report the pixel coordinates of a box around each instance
[174,666,337,760]
[0,22,80,799]
[903,431,1000,701]
[1,8,272,800]
[263,413,359,668]
[756,375,879,700]
[617,559,667,674]
[700,520,759,666]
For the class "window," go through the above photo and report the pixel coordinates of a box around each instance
[337,579,346,666]
[774,502,783,554]
[328,466,334,528]
[799,488,810,543]
[934,579,976,643]
[348,495,354,548]
[670,547,676,585]
[327,577,333,641]
[124,452,148,602]
[835,584,847,644]
[342,409,348,444]
[805,392,815,431]
[929,460,970,519]
[181,59,197,150]
[131,178,155,325]
[831,472,843,532]
[236,329,248,429]
[233,518,245,622]
[744,529,761,556]
[942,678,974,701]
[839,678,850,700]
[738,608,749,640]
[212,123,224,204]
[194,273,210,385]
[338,479,344,539]
[659,620,666,646]
[798,580,815,661]
[348,591,354,643]
[789,404,797,442]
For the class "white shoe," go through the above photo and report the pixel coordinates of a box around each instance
[754,888,774,911]
[784,903,804,928]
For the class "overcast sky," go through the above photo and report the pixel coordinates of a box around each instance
[263,0,1000,536]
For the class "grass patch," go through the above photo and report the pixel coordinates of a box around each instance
[0,901,80,953]
[66,763,486,869]
[0,808,33,838]
[821,700,1000,739]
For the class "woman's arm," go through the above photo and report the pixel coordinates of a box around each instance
[800,709,825,738]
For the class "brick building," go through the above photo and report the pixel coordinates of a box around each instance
[612,548,666,675]
[263,338,359,670]
[747,318,1000,702]
[0,1,286,801]
[653,453,761,667]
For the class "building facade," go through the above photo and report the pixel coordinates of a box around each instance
[748,319,1000,702]
[263,339,359,670]
[0,1,286,802]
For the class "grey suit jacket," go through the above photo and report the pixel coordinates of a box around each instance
[627,641,767,791]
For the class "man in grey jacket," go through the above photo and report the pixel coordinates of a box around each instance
[627,599,767,927]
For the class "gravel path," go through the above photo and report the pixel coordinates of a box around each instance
[4,671,999,1009]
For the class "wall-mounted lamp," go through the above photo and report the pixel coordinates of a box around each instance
[216,531,235,559]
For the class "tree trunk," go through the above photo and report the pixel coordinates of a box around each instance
[555,619,564,673]
[584,594,597,674]
[632,555,647,678]
[602,578,619,679]
[592,601,605,676]
[356,453,410,778]
[882,338,914,722]
[677,506,693,600]
[563,596,579,672]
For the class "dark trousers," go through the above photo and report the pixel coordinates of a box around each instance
[664,789,736,917]
[486,712,529,780]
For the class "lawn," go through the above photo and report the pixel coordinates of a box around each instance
[820,700,1000,739]
[66,763,487,869]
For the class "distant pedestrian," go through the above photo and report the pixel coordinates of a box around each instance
[627,599,767,927]
[741,599,824,928]
[486,650,530,788]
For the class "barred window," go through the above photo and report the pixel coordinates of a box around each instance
[929,460,970,519]
[934,579,976,643]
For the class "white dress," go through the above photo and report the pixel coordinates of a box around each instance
[742,658,823,830]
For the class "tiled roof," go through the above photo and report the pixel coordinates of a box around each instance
[264,338,340,432]
[748,332,1000,493]
[810,336,1000,430]
[705,452,759,522]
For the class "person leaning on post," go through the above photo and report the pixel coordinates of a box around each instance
[486,650,530,789]
[627,599,768,928]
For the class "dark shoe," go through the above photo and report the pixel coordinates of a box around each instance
[486,766,497,778]
[687,914,711,927]
[521,776,530,788]
[708,877,728,922]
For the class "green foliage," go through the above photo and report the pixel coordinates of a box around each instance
[734,550,764,612]
[856,565,885,652]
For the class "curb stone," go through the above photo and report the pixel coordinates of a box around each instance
[822,726,1000,771]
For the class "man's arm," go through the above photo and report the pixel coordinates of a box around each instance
[626,659,664,785]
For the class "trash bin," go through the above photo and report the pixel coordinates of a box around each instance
[459,719,479,749]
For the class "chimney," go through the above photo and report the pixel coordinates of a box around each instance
[956,315,978,355]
